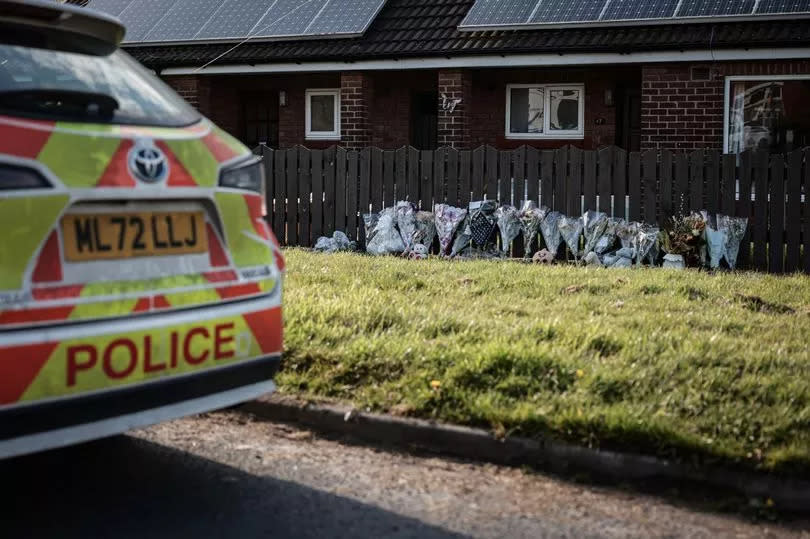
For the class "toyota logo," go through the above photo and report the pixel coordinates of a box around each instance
[128,141,169,184]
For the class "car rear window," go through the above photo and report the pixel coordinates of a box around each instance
[0,44,201,127]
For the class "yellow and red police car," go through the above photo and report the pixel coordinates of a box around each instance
[0,0,284,458]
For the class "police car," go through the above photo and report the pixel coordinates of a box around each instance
[0,0,284,458]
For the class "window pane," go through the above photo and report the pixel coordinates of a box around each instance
[728,80,810,153]
[548,89,581,131]
[510,87,544,134]
[310,94,335,132]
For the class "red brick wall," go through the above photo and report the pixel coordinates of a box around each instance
[369,71,434,148]
[438,69,472,148]
[164,75,211,117]
[641,60,810,151]
[466,66,632,150]
[200,73,339,149]
[340,72,373,149]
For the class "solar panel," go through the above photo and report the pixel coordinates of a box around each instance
[460,0,537,27]
[678,0,755,17]
[529,0,605,23]
[86,0,389,43]
[86,0,134,17]
[458,0,810,29]
[195,0,275,40]
[144,0,223,41]
[304,0,387,35]
[254,0,328,38]
[117,0,178,42]
[757,0,810,13]
[603,0,679,21]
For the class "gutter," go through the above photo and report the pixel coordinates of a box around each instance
[158,47,810,75]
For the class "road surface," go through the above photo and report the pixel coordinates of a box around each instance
[2,411,807,538]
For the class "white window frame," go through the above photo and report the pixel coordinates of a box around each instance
[505,83,585,140]
[305,88,341,140]
[723,74,810,153]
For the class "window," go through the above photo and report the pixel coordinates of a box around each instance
[725,76,810,154]
[306,89,340,140]
[0,44,200,127]
[506,84,585,139]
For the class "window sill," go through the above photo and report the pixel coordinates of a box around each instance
[505,133,585,140]
[305,135,341,141]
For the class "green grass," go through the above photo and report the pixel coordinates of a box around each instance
[278,249,810,475]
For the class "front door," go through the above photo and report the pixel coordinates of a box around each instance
[617,87,641,152]
[410,91,438,150]
[242,92,279,148]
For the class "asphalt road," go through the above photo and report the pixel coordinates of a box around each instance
[2,411,807,539]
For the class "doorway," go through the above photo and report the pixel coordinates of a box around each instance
[242,92,279,148]
[410,91,438,150]
[616,85,641,152]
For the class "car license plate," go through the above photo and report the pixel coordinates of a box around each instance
[61,211,208,262]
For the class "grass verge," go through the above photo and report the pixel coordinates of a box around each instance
[278,249,810,476]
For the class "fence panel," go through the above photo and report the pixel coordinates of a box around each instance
[420,150,434,210]
[526,147,539,205]
[769,155,786,273]
[395,147,407,202]
[407,147,419,204]
[583,149,596,212]
[628,151,641,222]
[804,149,810,274]
[445,148,458,207]
[554,147,568,213]
[752,150,769,271]
[459,149,472,208]
[298,148,311,247]
[259,144,807,273]
[285,147,299,246]
[567,146,581,216]
[472,146,485,203]
[690,149,704,212]
[345,150,358,241]
[272,148,286,244]
[499,150,511,205]
[358,148,370,246]
[597,147,611,215]
[371,147,384,213]
[383,149,395,208]
[514,146,526,208]
[613,148,627,220]
[485,146,498,201]
[540,150,554,209]
[311,149,323,242]
[737,151,753,269]
[659,150,672,225]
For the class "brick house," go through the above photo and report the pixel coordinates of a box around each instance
[107,0,810,154]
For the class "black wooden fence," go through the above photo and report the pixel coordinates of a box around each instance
[255,145,810,274]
